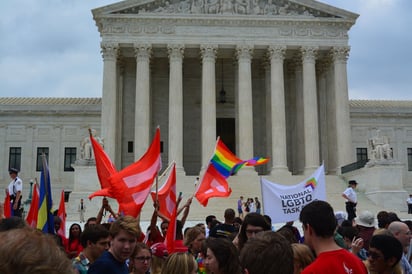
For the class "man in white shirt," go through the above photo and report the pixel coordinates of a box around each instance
[342,180,358,223]
[6,168,23,217]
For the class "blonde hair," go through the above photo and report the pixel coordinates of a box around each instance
[161,252,196,274]
[184,226,204,247]
[110,215,140,238]
[291,243,315,274]
[0,228,75,274]
[151,255,166,274]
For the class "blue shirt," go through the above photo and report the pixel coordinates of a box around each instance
[87,251,128,274]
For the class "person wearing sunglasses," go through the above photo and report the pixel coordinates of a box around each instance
[365,234,403,274]
[129,242,152,274]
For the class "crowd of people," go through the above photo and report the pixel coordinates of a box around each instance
[2,193,412,274]
[1,169,412,273]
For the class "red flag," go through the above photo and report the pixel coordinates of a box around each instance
[57,190,66,237]
[151,163,176,220]
[26,183,39,228]
[3,192,11,218]
[195,163,232,207]
[164,192,177,254]
[90,129,117,193]
[89,128,161,217]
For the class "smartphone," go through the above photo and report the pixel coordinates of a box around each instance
[178,192,183,199]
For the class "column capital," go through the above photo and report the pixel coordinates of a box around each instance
[330,46,350,63]
[167,44,185,61]
[292,54,302,71]
[300,46,318,63]
[200,45,217,62]
[101,43,119,61]
[267,45,286,61]
[316,59,331,75]
[134,44,152,60]
[236,45,254,60]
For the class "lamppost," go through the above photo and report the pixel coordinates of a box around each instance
[24,179,34,204]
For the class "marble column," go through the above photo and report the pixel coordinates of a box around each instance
[268,45,288,173]
[331,46,353,171]
[101,43,119,161]
[316,60,329,171]
[264,61,272,170]
[200,45,217,169]
[168,44,185,174]
[301,46,320,172]
[236,45,254,162]
[294,57,304,174]
[115,61,125,166]
[325,59,338,174]
[134,44,152,160]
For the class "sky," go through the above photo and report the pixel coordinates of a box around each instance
[0,0,411,100]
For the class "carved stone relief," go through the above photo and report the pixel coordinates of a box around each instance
[114,0,338,17]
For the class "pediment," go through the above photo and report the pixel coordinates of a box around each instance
[93,0,358,19]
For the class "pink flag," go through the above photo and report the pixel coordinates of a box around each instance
[195,163,232,207]
[151,163,176,220]
[26,183,39,228]
[90,128,161,217]
[57,190,66,237]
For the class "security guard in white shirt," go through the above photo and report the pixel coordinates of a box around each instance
[6,168,23,217]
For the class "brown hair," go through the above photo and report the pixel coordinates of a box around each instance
[0,228,75,274]
[291,243,315,274]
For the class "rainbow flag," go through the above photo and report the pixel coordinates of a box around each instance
[210,138,269,178]
[211,138,245,178]
[246,157,269,166]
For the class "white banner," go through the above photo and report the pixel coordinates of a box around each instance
[261,164,326,223]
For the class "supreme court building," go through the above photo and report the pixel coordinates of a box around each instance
[2,1,412,219]
[93,0,358,177]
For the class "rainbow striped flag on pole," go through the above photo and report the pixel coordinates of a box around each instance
[210,137,269,178]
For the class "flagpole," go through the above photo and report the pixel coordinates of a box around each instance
[158,161,174,180]
[155,173,159,203]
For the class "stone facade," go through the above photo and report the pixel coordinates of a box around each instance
[1,1,412,219]
[1,98,412,219]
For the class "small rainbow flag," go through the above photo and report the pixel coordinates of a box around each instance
[246,157,269,166]
[305,178,317,190]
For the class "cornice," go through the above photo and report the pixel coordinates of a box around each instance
[96,16,352,44]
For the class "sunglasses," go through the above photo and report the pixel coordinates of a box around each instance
[135,256,152,263]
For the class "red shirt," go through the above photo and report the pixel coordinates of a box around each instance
[302,249,367,274]
[65,238,83,259]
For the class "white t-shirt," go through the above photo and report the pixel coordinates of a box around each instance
[8,177,23,196]
[407,197,412,205]
[343,187,357,203]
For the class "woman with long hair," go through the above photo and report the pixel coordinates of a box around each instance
[204,237,242,274]
[129,242,152,274]
[184,226,206,258]
[150,242,168,274]
[65,223,83,259]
